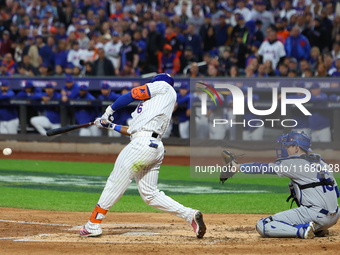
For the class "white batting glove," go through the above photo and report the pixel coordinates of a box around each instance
[94,118,116,130]
[101,105,115,123]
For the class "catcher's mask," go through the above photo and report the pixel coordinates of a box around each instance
[150,73,174,86]
[276,131,312,158]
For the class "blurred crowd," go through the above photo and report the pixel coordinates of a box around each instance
[1,0,340,78]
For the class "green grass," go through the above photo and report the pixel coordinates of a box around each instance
[0,186,292,214]
[0,159,114,176]
[0,159,338,214]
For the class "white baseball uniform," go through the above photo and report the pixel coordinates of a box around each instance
[311,127,332,142]
[258,40,286,69]
[104,40,122,69]
[30,116,61,136]
[67,49,83,68]
[242,126,265,141]
[0,118,19,134]
[83,80,197,234]
[79,125,101,137]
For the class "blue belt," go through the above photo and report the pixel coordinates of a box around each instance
[319,207,339,216]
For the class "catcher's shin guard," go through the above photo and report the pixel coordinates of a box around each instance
[256,217,315,239]
[89,204,108,224]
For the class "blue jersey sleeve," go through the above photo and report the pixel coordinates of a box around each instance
[52,92,62,99]
[110,91,139,111]
[68,85,80,99]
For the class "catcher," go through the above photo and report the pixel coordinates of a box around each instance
[220,131,339,239]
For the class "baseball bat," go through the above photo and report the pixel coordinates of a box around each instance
[46,122,95,136]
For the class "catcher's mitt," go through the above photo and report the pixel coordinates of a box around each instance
[220,150,239,183]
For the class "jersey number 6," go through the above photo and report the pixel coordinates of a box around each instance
[137,102,143,113]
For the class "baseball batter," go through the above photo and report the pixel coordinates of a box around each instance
[222,131,339,239]
[79,73,206,238]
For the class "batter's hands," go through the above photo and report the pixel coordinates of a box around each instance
[94,118,116,130]
[101,105,115,123]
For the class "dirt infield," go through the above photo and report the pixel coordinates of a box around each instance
[0,208,339,255]
[1,152,339,254]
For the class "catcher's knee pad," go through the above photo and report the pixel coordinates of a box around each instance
[256,217,271,237]
[89,204,108,224]
[256,217,302,238]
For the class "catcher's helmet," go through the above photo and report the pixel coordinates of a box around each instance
[150,73,174,86]
[276,131,312,158]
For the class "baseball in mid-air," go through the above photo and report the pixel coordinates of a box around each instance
[3,148,12,156]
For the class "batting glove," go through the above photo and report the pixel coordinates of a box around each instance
[101,105,115,123]
[94,118,116,130]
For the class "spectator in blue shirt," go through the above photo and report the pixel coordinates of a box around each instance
[39,0,52,18]
[254,64,269,77]
[30,83,62,135]
[36,35,54,68]
[174,23,186,46]
[0,80,19,134]
[55,40,69,69]
[55,23,68,41]
[214,14,232,47]
[64,62,74,75]
[331,56,340,77]
[38,62,50,77]
[90,0,103,14]
[284,26,311,61]
[0,62,12,76]
[133,30,146,65]
[154,11,166,36]
[184,23,203,61]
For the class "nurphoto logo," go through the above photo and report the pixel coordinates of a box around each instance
[197,82,312,128]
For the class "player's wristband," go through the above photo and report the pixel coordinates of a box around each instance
[114,125,121,132]
[105,105,115,115]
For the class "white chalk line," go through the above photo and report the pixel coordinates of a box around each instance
[0,237,22,240]
[0,219,74,227]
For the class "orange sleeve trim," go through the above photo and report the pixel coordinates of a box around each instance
[131,84,151,100]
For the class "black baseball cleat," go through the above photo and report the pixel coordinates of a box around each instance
[191,210,206,238]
